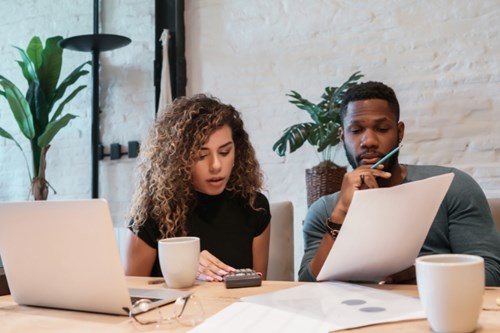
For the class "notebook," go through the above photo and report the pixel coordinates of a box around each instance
[0,199,189,315]
[317,173,454,282]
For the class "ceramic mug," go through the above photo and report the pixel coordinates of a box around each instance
[158,237,200,288]
[416,254,484,333]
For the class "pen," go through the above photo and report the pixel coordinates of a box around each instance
[370,145,402,169]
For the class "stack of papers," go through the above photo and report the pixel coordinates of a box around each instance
[190,282,425,332]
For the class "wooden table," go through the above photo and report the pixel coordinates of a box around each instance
[0,277,498,332]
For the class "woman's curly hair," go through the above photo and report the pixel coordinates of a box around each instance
[129,94,264,238]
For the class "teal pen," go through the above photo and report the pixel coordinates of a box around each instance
[370,145,402,169]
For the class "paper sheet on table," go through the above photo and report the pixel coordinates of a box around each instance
[189,302,331,333]
[317,173,454,282]
[189,282,425,333]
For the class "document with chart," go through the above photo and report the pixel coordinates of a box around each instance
[192,282,426,333]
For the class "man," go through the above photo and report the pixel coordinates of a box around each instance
[298,81,500,286]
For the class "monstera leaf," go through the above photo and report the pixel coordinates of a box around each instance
[273,71,363,167]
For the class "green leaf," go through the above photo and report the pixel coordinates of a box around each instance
[30,138,41,178]
[51,61,90,107]
[273,71,364,163]
[0,127,24,151]
[286,90,315,109]
[37,113,77,148]
[272,122,315,156]
[16,60,30,84]
[26,36,43,71]
[286,91,323,124]
[14,46,38,84]
[25,79,48,133]
[39,36,63,102]
[331,71,364,105]
[0,89,5,97]
[0,76,35,139]
[50,85,86,122]
[317,123,341,151]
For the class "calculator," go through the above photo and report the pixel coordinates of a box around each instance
[224,268,262,289]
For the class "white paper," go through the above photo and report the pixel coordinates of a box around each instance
[317,173,454,282]
[190,282,425,333]
[189,302,331,333]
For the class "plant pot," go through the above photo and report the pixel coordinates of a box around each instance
[305,166,347,207]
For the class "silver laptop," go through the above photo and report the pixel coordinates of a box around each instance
[0,199,189,315]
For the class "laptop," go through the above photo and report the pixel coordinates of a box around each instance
[0,199,190,315]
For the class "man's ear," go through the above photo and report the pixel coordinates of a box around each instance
[339,127,345,144]
[397,121,405,143]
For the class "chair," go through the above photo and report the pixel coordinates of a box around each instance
[266,201,294,281]
[487,198,500,232]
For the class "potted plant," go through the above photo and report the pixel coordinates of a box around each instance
[0,35,90,200]
[273,71,364,206]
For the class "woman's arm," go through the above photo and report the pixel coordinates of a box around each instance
[123,230,157,276]
[252,224,271,279]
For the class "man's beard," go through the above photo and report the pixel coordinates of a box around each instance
[344,140,400,172]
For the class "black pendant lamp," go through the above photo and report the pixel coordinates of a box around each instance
[60,0,131,199]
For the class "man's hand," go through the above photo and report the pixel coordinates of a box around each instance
[381,265,416,284]
[333,165,391,220]
[197,250,236,282]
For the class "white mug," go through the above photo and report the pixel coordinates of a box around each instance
[158,237,200,289]
[416,254,484,333]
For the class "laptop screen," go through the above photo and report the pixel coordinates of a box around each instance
[0,199,188,315]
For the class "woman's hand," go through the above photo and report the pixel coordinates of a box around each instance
[197,250,236,282]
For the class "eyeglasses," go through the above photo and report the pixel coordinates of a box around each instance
[125,294,205,330]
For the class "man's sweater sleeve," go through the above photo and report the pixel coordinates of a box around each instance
[298,194,337,281]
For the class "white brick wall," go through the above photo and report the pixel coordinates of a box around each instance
[1,0,499,278]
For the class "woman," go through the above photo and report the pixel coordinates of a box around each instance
[124,94,271,281]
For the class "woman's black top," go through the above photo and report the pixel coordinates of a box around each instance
[135,190,270,277]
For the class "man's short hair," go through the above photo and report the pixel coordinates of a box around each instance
[340,81,400,124]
